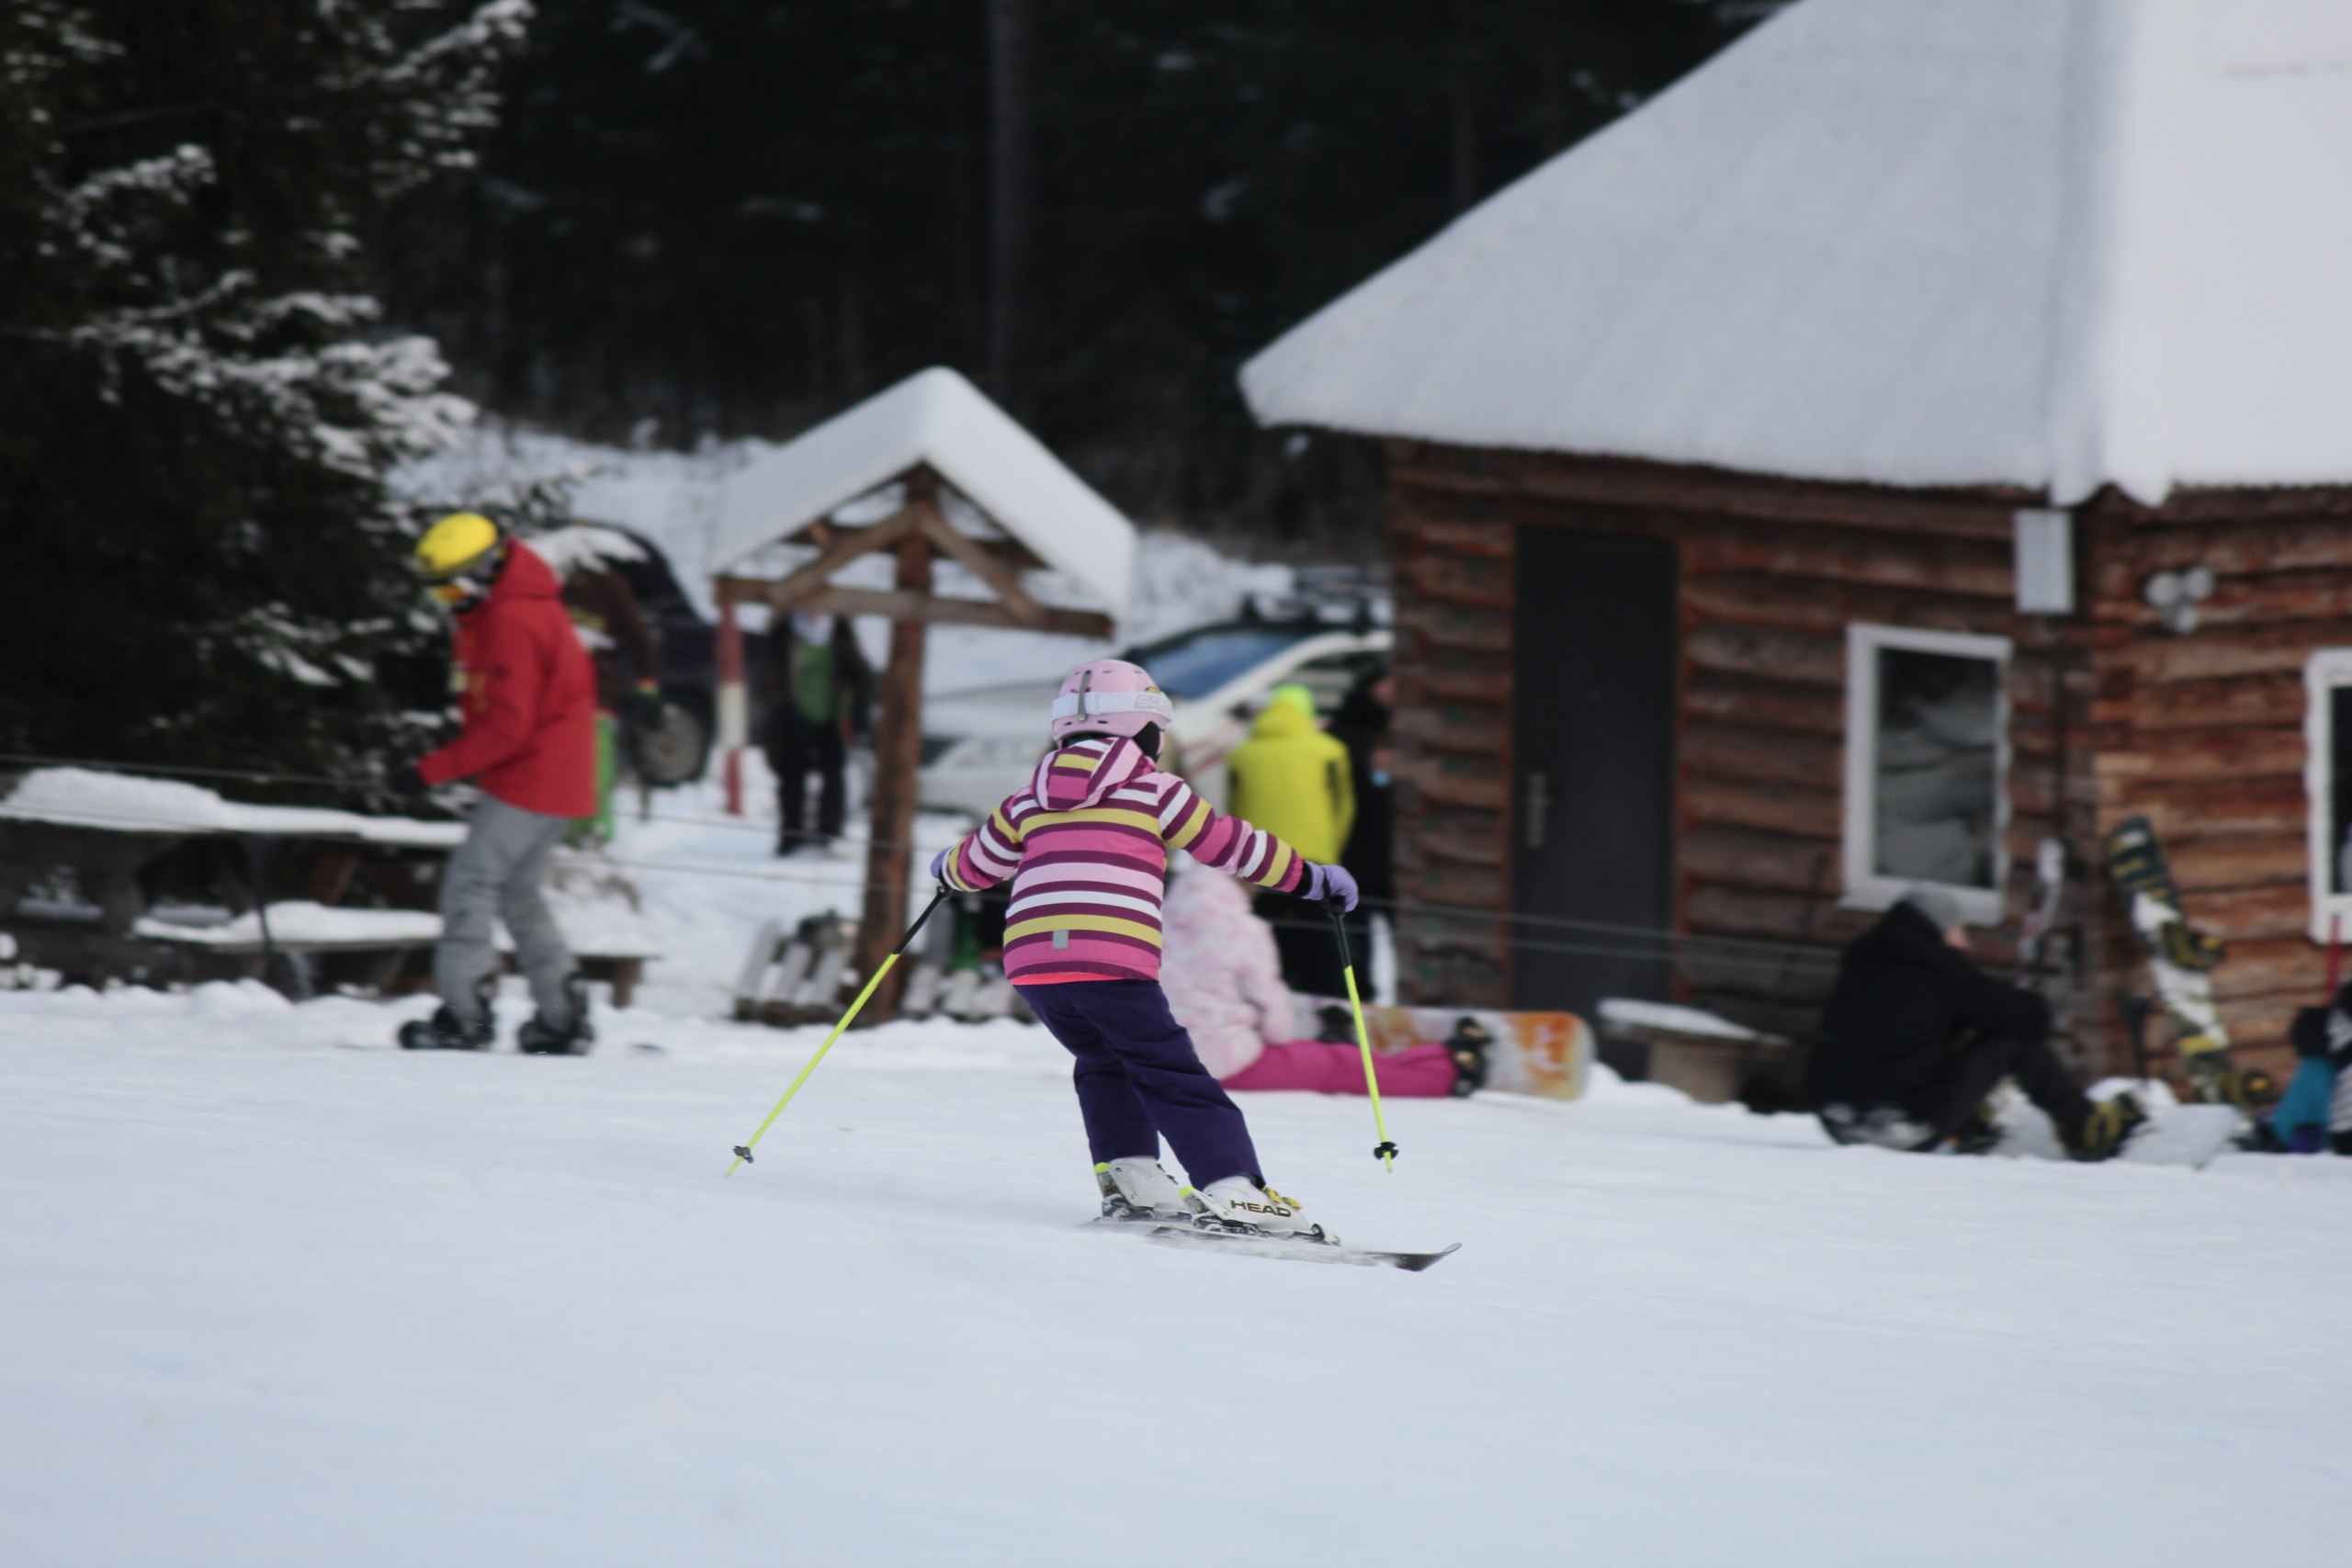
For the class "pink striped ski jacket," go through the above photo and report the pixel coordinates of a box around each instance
[940,736,1310,985]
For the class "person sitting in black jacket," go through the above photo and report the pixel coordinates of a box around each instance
[1809,885,2143,1159]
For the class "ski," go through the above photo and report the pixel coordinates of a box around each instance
[1139,1223,1460,1272]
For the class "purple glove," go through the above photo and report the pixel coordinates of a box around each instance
[1303,862,1359,912]
[929,849,952,886]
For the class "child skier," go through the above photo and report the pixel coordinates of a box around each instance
[930,660,1358,1238]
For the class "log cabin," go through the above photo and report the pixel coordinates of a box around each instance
[1240,0,2352,1089]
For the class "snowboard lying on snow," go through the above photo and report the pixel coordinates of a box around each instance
[1290,997,1590,1100]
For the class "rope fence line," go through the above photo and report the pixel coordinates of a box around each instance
[1,752,1863,977]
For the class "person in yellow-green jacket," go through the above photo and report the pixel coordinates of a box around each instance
[1227,684,1354,995]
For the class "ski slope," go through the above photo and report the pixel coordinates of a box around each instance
[3,983,2347,1567]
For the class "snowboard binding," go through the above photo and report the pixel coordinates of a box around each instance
[1443,1016,1494,1097]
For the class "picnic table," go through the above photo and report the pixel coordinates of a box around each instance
[0,767,660,1002]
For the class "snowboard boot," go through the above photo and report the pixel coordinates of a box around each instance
[2182,1047,2272,1111]
[1945,1100,2002,1156]
[1192,1176,1331,1243]
[1444,1015,1494,1097]
[1092,1157,1199,1223]
[516,973,596,1055]
[2065,1092,2149,1162]
[399,974,495,1051]
[1818,1102,1937,1152]
[398,1004,493,1052]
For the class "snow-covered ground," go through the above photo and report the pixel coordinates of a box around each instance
[7,426,2334,1562]
[5,975,2348,1567]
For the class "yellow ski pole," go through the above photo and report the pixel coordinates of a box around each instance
[725,885,952,1177]
[1327,899,1397,1172]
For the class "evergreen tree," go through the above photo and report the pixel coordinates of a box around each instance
[381,2,1760,543]
[0,0,526,792]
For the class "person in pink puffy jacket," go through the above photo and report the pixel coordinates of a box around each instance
[1159,864,1462,1096]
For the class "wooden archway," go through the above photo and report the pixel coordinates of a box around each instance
[714,466,1114,1020]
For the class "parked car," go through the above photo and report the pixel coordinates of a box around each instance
[558,522,769,786]
[918,614,1390,818]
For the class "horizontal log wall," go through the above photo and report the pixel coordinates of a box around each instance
[2078,489,2352,1086]
[1387,442,2352,1089]
[1385,498,1515,1005]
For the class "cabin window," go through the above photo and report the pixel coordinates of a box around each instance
[2302,650,2352,941]
[1841,624,2012,925]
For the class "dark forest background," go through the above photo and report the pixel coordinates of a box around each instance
[383,0,1771,544]
[0,0,1769,776]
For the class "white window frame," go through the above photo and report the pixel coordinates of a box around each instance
[2302,649,2352,942]
[1841,623,2013,926]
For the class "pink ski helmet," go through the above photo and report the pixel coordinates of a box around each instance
[1050,659,1174,743]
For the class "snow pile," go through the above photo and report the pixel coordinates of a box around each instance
[0,768,464,848]
[539,850,666,961]
[2,982,2347,1566]
[1242,0,2352,505]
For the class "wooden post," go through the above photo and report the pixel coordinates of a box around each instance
[717,598,747,815]
[854,472,938,1020]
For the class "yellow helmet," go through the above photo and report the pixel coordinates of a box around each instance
[413,513,506,608]
[415,512,503,580]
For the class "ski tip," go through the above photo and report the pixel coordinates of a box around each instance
[1393,1243,1463,1272]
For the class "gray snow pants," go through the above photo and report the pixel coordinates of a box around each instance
[435,795,576,1027]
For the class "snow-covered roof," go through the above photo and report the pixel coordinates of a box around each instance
[1242,0,2352,506]
[709,367,1135,618]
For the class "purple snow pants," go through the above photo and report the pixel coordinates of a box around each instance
[1019,979,1261,1189]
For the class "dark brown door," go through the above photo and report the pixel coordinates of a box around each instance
[1511,528,1677,1014]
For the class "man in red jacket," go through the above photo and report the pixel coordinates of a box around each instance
[390,513,600,1054]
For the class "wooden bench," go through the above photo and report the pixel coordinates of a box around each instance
[1596,998,1792,1104]
[134,901,659,1006]
[4,768,659,1004]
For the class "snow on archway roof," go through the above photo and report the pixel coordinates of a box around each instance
[1242,0,2352,506]
[708,367,1134,619]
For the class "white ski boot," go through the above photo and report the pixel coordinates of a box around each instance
[1192,1177,1332,1243]
[1093,1157,1199,1223]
